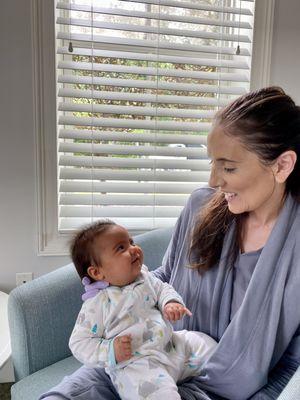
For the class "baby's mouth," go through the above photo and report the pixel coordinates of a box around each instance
[132,256,139,265]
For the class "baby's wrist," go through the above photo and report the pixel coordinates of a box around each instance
[108,339,117,368]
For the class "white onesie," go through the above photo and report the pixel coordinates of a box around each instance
[69,266,216,400]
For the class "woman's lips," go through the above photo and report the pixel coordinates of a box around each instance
[224,192,237,202]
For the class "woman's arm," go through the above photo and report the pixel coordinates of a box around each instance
[152,211,183,283]
[153,187,214,283]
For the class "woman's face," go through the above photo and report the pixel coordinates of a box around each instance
[207,124,282,216]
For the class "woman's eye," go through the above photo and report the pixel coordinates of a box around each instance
[224,167,236,173]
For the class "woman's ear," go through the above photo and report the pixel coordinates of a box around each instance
[87,265,105,281]
[274,150,297,183]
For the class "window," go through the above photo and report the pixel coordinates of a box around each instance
[34,0,275,254]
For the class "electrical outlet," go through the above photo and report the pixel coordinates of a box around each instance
[16,272,34,287]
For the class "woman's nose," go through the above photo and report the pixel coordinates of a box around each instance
[208,165,224,188]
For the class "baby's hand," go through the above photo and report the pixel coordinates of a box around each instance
[163,302,192,322]
[114,335,132,363]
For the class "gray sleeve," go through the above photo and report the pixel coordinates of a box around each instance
[153,186,214,283]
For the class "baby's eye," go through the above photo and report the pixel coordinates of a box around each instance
[129,239,135,246]
[117,244,125,251]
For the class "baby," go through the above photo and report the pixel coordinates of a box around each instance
[69,220,216,400]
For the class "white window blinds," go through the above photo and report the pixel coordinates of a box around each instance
[55,0,255,233]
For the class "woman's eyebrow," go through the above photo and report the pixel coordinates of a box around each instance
[215,157,240,163]
[207,152,239,164]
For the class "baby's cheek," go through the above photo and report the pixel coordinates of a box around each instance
[138,247,144,261]
[140,252,144,264]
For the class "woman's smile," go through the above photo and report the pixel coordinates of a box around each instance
[223,192,238,203]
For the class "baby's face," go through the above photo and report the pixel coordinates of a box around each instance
[93,225,143,287]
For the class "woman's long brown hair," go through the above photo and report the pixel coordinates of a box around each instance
[189,87,300,271]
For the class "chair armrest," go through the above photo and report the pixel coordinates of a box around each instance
[8,227,173,381]
[278,367,300,400]
[8,264,82,381]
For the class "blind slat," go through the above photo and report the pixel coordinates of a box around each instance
[57,17,251,43]
[59,167,210,182]
[57,61,250,82]
[57,32,251,57]
[57,47,250,70]
[60,193,188,206]
[60,205,182,218]
[117,0,253,15]
[59,155,210,171]
[58,88,230,107]
[60,218,177,231]
[59,129,209,145]
[60,181,200,194]
[57,75,247,95]
[56,2,252,29]
[59,142,207,157]
[58,102,226,119]
[58,116,212,132]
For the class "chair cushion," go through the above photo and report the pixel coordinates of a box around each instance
[11,356,81,400]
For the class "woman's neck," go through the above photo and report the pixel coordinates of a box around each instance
[247,187,286,228]
[240,190,287,253]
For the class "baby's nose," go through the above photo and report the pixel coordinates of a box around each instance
[130,245,140,257]
[130,245,137,254]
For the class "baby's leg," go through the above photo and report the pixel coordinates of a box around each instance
[109,357,181,400]
[173,330,217,381]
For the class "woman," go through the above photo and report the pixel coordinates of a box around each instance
[41,87,300,400]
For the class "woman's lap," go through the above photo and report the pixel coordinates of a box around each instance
[39,366,120,400]
[39,365,221,400]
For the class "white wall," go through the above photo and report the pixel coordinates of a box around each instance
[0,1,69,293]
[1,0,300,293]
[270,0,300,103]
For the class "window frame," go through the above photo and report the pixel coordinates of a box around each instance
[33,0,275,255]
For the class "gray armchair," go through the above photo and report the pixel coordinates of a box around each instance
[8,227,173,400]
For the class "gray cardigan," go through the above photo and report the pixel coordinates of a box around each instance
[154,187,300,400]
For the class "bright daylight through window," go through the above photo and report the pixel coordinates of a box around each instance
[55,0,255,233]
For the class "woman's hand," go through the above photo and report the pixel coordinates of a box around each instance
[163,302,192,322]
[114,335,132,363]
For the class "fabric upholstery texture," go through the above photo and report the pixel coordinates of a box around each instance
[10,357,81,400]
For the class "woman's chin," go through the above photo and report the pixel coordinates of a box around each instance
[227,203,245,214]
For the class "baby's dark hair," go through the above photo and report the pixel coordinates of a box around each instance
[70,219,116,280]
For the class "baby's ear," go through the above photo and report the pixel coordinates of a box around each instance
[87,265,105,281]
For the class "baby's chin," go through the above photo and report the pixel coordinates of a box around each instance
[118,271,142,287]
